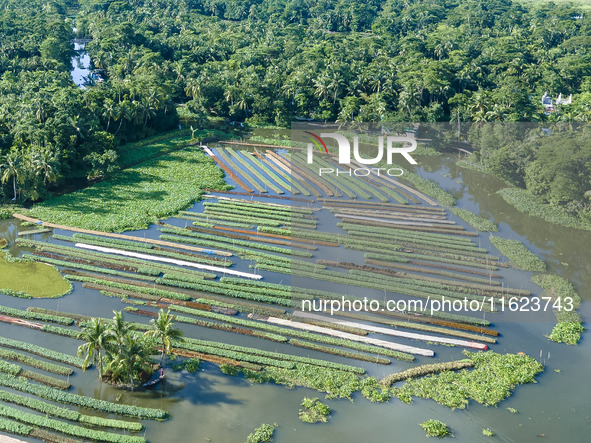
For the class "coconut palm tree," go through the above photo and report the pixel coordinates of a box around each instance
[104,310,134,356]
[31,147,60,186]
[109,334,155,391]
[144,309,183,366]
[1,150,22,201]
[77,318,108,378]
[102,98,115,132]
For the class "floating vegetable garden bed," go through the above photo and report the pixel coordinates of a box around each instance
[490,236,546,272]
[0,337,87,368]
[0,360,70,390]
[0,374,168,419]
[392,351,544,408]
[0,349,72,376]
[0,404,145,443]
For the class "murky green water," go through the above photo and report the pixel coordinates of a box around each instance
[1,152,590,442]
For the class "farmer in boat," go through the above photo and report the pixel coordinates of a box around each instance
[160,368,164,377]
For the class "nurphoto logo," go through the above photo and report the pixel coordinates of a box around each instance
[304,131,418,177]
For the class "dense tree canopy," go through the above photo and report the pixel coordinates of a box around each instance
[468,123,591,219]
[1,0,590,203]
[74,0,591,124]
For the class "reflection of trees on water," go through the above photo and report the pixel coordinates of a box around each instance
[0,219,19,251]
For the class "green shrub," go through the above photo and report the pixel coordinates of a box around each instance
[298,397,331,423]
[420,419,451,438]
[482,428,495,437]
[245,423,276,443]
[184,358,201,373]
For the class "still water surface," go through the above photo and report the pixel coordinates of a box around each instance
[71,42,91,89]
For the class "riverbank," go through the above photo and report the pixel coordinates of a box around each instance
[27,145,230,232]
[458,154,591,232]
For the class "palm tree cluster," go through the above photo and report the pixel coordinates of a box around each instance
[77,309,182,390]
[0,148,60,201]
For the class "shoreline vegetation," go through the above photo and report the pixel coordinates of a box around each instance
[28,145,230,232]
[531,274,584,345]
[457,129,591,232]
[489,236,547,272]
[497,188,591,231]
[459,155,591,231]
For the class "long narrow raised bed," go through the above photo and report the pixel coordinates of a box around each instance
[380,359,476,386]
[250,314,434,357]
[12,214,232,256]
[349,158,439,206]
[263,154,322,197]
[0,374,168,419]
[217,225,338,246]
[203,189,313,202]
[253,152,313,196]
[225,148,284,194]
[269,151,338,196]
[203,147,254,192]
[75,243,263,279]
[293,312,490,350]
[215,148,267,193]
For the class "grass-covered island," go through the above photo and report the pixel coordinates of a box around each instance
[0,252,71,298]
